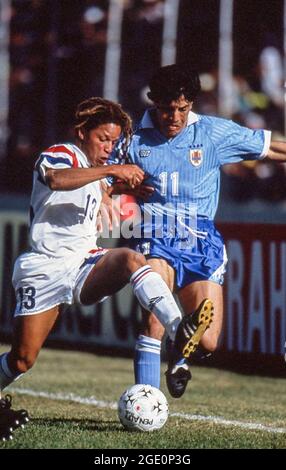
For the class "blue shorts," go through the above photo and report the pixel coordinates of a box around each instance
[127,219,227,289]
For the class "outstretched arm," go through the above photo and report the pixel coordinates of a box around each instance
[45,164,145,191]
[265,140,286,161]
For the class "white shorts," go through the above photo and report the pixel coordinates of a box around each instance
[12,248,109,316]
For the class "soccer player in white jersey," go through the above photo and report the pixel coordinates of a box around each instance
[0,97,198,441]
[112,64,286,398]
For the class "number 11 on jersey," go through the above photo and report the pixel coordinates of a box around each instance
[158,171,179,196]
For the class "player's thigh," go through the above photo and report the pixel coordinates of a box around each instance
[141,258,175,338]
[178,280,223,351]
[11,306,60,362]
[80,248,144,305]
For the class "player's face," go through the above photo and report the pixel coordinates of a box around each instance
[154,96,193,138]
[80,123,122,166]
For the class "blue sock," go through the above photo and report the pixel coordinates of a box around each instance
[134,335,161,388]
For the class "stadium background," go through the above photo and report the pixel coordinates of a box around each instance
[0,0,286,375]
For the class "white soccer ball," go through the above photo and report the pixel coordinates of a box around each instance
[118,384,169,432]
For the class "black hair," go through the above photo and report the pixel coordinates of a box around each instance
[148,64,201,103]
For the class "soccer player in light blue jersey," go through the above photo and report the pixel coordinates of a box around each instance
[115,64,286,398]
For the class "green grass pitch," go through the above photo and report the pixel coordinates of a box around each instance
[0,345,285,449]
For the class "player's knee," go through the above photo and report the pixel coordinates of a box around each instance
[121,248,146,274]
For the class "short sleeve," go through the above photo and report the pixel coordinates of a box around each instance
[35,144,79,183]
[207,117,271,165]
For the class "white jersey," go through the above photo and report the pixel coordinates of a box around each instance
[30,143,102,260]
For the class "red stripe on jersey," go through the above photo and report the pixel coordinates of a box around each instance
[46,145,79,168]
[89,248,106,254]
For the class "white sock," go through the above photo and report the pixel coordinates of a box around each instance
[0,353,23,395]
[130,265,181,341]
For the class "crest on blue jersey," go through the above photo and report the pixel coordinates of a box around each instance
[139,149,151,158]
[189,149,203,167]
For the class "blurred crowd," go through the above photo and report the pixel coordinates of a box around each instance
[2,0,286,202]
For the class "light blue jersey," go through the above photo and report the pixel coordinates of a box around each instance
[111,110,271,288]
[127,110,271,221]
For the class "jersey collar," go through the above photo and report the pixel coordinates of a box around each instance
[138,109,199,129]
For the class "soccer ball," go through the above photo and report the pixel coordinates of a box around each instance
[118,384,169,432]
